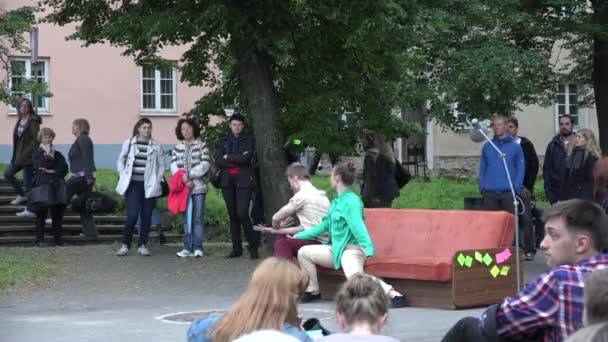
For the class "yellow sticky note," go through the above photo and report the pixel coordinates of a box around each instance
[490,265,500,278]
[475,251,483,262]
[500,266,510,276]
[464,256,473,268]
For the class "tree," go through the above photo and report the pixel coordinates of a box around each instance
[0,6,51,109]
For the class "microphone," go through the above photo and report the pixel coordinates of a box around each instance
[469,118,486,143]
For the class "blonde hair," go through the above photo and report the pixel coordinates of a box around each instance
[38,127,56,141]
[72,118,90,134]
[209,257,309,342]
[335,273,389,334]
[568,128,602,159]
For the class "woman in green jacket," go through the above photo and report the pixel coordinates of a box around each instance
[294,161,408,308]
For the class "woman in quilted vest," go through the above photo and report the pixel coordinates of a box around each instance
[170,118,211,258]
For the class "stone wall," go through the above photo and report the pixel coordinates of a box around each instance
[431,156,546,179]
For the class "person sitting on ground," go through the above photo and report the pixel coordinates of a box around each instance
[565,322,608,342]
[441,199,608,342]
[187,257,312,342]
[254,163,330,260]
[318,273,399,341]
[583,269,608,326]
[295,161,408,309]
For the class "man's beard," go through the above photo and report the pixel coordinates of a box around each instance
[560,129,572,136]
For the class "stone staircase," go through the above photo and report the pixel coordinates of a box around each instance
[0,178,177,246]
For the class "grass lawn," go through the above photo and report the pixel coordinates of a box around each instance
[0,248,55,292]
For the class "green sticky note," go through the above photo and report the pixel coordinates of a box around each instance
[490,265,500,278]
[500,266,510,276]
[464,255,473,268]
[293,139,302,145]
[457,253,466,266]
[483,253,493,266]
[475,251,483,262]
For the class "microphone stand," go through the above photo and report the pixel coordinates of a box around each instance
[475,126,522,292]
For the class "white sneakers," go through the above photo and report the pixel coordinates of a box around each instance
[116,244,129,256]
[45,218,52,225]
[16,209,35,218]
[11,195,27,205]
[117,244,151,256]
[176,249,204,258]
[137,245,151,256]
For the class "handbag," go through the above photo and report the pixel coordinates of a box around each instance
[28,184,51,213]
[159,177,169,198]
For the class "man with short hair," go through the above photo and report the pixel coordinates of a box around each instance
[583,269,608,325]
[254,163,330,260]
[543,115,575,204]
[506,117,539,261]
[479,116,525,213]
[442,199,608,342]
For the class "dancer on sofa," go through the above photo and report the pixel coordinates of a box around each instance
[253,162,329,260]
[295,161,408,309]
[441,199,608,342]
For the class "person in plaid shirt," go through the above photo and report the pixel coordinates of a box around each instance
[442,199,608,342]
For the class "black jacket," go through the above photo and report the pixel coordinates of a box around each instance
[68,133,96,178]
[215,134,256,189]
[543,135,570,204]
[361,151,400,205]
[559,148,598,201]
[32,147,69,186]
[12,114,42,166]
[519,137,539,191]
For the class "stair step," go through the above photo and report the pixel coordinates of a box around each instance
[0,216,126,224]
[0,233,180,245]
[0,224,126,232]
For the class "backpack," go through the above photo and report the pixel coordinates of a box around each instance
[208,154,221,189]
[394,159,412,189]
[71,191,117,215]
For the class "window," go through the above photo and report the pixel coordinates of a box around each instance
[452,103,467,127]
[140,65,177,113]
[8,58,50,112]
[555,83,580,127]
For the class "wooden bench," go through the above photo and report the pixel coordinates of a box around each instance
[316,209,523,309]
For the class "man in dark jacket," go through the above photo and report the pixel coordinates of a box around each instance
[479,116,525,213]
[506,117,539,260]
[215,113,260,259]
[543,115,575,204]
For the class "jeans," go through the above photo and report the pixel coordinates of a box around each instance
[250,190,265,225]
[137,207,160,232]
[123,181,156,248]
[183,193,206,252]
[4,163,33,197]
[222,175,260,251]
[482,191,515,213]
[532,206,545,247]
[66,176,97,236]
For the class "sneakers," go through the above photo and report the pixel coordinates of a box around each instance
[176,249,192,258]
[16,209,36,218]
[35,240,48,248]
[193,250,204,258]
[137,245,151,256]
[116,244,129,256]
[11,195,27,205]
[45,218,52,225]
[389,295,409,309]
[300,292,322,303]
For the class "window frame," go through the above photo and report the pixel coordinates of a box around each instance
[139,65,178,116]
[554,83,586,130]
[7,57,50,114]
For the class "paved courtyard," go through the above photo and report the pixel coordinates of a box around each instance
[0,245,547,341]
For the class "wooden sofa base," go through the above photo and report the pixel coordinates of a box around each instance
[318,247,522,310]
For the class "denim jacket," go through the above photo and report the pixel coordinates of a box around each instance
[187,315,311,342]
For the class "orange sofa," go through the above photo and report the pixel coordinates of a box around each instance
[315,208,522,309]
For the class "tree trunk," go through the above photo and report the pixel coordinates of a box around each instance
[237,50,291,225]
[592,0,608,155]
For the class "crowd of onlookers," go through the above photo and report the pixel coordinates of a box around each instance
[5,96,608,341]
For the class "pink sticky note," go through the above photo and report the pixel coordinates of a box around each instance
[495,248,512,264]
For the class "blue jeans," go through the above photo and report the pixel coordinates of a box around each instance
[137,207,160,233]
[4,163,33,197]
[183,193,206,252]
[123,181,156,248]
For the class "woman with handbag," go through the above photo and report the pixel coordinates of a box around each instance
[115,118,165,256]
[5,98,42,218]
[170,118,211,258]
[31,128,68,247]
[67,118,97,236]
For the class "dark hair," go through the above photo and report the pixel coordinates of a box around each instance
[506,117,519,128]
[335,273,389,334]
[585,269,608,325]
[286,163,310,180]
[333,161,356,186]
[229,112,245,124]
[17,98,36,119]
[175,118,201,140]
[132,118,152,137]
[559,114,574,125]
[542,199,608,252]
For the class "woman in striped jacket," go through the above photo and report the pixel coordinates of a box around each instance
[171,118,211,258]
